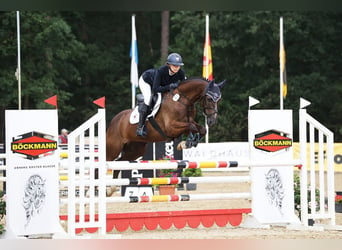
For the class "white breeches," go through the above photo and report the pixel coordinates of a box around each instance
[138,77,152,106]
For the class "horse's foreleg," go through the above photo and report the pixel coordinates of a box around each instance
[190,121,206,143]
[168,120,207,150]
[176,122,206,150]
[184,131,202,148]
[190,132,202,147]
[191,121,206,137]
[185,132,196,148]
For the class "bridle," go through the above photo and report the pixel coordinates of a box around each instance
[169,86,221,122]
[200,89,221,119]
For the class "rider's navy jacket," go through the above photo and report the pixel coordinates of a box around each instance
[142,65,185,93]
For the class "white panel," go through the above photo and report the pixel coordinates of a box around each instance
[5,109,59,236]
[248,109,298,224]
[183,142,249,161]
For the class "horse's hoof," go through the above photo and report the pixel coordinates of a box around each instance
[177,141,187,150]
[106,186,117,197]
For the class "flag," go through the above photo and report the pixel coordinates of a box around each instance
[280,42,287,99]
[249,96,260,108]
[279,16,287,109]
[44,95,57,108]
[130,15,139,108]
[202,14,213,144]
[202,14,213,81]
[300,98,311,109]
[93,96,105,108]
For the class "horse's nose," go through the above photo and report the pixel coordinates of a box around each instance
[207,115,217,127]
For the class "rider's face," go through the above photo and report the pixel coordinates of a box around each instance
[169,64,181,74]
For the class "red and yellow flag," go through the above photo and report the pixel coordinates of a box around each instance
[202,15,213,81]
[280,43,287,98]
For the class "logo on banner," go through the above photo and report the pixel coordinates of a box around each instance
[253,130,292,152]
[165,141,175,159]
[11,131,57,159]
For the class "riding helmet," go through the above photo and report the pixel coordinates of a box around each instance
[166,53,184,66]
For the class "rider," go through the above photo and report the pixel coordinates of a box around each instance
[136,52,186,137]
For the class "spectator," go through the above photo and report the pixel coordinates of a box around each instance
[58,128,68,144]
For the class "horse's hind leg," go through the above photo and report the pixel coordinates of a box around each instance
[106,136,123,162]
[105,127,125,194]
[117,142,148,161]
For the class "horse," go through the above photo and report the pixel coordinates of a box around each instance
[106,77,225,178]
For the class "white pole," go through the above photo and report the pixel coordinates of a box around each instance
[205,119,209,143]
[132,15,135,109]
[205,14,209,143]
[279,17,284,110]
[130,14,138,109]
[17,11,21,110]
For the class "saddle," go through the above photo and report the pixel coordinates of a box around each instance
[129,93,162,124]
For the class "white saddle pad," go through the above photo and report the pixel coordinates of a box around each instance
[129,93,162,124]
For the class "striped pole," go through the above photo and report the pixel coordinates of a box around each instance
[59,176,251,185]
[60,192,251,205]
[106,159,301,170]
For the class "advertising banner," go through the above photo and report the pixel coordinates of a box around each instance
[182,142,342,172]
[182,142,249,161]
[293,143,342,172]
[248,109,298,224]
[5,110,60,236]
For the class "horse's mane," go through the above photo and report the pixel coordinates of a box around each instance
[179,77,208,86]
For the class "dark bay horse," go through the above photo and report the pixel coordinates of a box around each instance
[106,78,225,169]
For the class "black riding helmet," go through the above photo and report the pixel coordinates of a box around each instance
[166,53,184,66]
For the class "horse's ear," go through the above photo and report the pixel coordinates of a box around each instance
[216,80,226,89]
[208,79,215,88]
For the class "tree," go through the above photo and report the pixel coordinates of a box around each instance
[160,11,169,61]
[170,11,342,141]
[0,11,85,140]
[0,11,341,142]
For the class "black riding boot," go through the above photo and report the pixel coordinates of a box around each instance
[136,103,149,137]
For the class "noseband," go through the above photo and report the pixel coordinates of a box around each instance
[169,82,221,120]
[201,90,221,118]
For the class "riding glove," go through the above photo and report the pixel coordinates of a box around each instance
[169,82,179,89]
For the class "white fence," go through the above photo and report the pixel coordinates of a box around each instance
[0,99,338,237]
[299,108,335,226]
[66,109,106,237]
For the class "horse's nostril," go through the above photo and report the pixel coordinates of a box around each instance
[207,118,216,127]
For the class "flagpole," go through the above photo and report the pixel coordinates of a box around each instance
[205,14,209,143]
[131,15,136,109]
[279,17,284,110]
[205,14,209,81]
[130,14,139,109]
[17,11,21,110]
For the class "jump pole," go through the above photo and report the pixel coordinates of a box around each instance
[106,159,301,170]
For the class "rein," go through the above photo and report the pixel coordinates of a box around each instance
[170,85,220,121]
[200,96,218,118]
[169,89,195,122]
[150,79,221,139]
[146,90,195,140]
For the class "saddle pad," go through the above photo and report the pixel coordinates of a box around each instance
[129,93,162,124]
